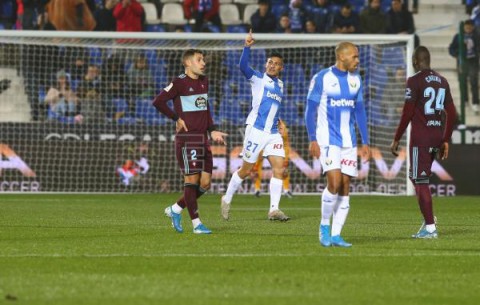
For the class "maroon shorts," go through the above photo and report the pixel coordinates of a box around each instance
[175,134,213,175]
[409,146,437,182]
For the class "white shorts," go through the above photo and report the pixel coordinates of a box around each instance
[320,145,358,177]
[242,125,285,163]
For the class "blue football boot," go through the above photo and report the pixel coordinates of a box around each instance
[331,235,352,248]
[193,223,212,234]
[319,225,331,247]
[165,206,183,233]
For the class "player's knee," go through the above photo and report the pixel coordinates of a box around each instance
[271,166,284,179]
[199,181,211,191]
[238,164,253,179]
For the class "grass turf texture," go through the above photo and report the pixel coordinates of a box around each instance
[0,194,479,305]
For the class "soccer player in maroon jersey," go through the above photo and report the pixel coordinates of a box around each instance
[153,49,227,234]
[391,46,457,239]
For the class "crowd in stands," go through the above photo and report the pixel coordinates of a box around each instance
[0,0,419,34]
[5,0,470,125]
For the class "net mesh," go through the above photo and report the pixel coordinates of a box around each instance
[0,32,410,194]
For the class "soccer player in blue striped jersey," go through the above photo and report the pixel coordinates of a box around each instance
[305,42,371,247]
[221,30,290,221]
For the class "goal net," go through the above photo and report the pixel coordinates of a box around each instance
[0,31,413,194]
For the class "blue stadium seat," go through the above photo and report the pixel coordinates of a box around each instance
[382,46,405,69]
[219,99,244,125]
[280,99,303,126]
[135,98,167,125]
[226,25,247,33]
[381,0,391,12]
[206,24,222,33]
[309,63,325,79]
[250,49,266,68]
[270,0,288,5]
[220,79,250,124]
[350,0,366,13]
[145,24,166,32]
[271,4,288,19]
[281,64,306,96]
[88,47,103,66]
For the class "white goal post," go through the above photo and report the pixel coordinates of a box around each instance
[0,30,414,194]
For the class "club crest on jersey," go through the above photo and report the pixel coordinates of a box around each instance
[195,96,207,108]
[349,82,357,88]
[405,88,412,99]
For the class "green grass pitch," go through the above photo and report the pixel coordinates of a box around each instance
[1,194,479,305]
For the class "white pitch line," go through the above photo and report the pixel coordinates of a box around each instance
[1,252,480,258]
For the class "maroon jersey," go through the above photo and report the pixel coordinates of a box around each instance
[394,69,456,147]
[153,73,214,136]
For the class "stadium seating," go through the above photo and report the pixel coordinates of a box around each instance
[233,0,258,4]
[243,4,259,25]
[279,99,303,126]
[382,46,405,69]
[145,24,166,32]
[161,3,188,25]
[141,3,162,24]
[220,4,242,25]
[281,64,307,96]
[88,47,103,66]
[135,98,167,125]
[270,4,288,19]
[226,25,247,33]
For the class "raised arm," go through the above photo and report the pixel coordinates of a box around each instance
[239,29,256,79]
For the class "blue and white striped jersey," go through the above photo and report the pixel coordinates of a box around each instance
[305,65,369,148]
[239,47,284,134]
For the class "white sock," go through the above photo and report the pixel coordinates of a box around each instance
[332,196,350,236]
[192,218,201,228]
[224,171,244,204]
[269,177,283,213]
[172,203,183,214]
[321,188,338,226]
[425,224,436,233]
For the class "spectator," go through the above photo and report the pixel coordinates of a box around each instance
[127,54,155,98]
[19,0,48,30]
[46,0,96,31]
[386,0,419,47]
[16,0,23,29]
[102,54,128,120]
[183,0,222,33]
[44,70,83,124]
[276,13,292,33]
[305,19,317,33]
[250,0,276,33]
[360,0,387,34]
[78,65,105,122]
[0,0,18,29]
[309,0,333,33]
[58,47,88,81]
[288,0,306,33]
[113,0,143,32]
[449,19,480,114]
[95,0,118,31]
[332,3,359,33]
